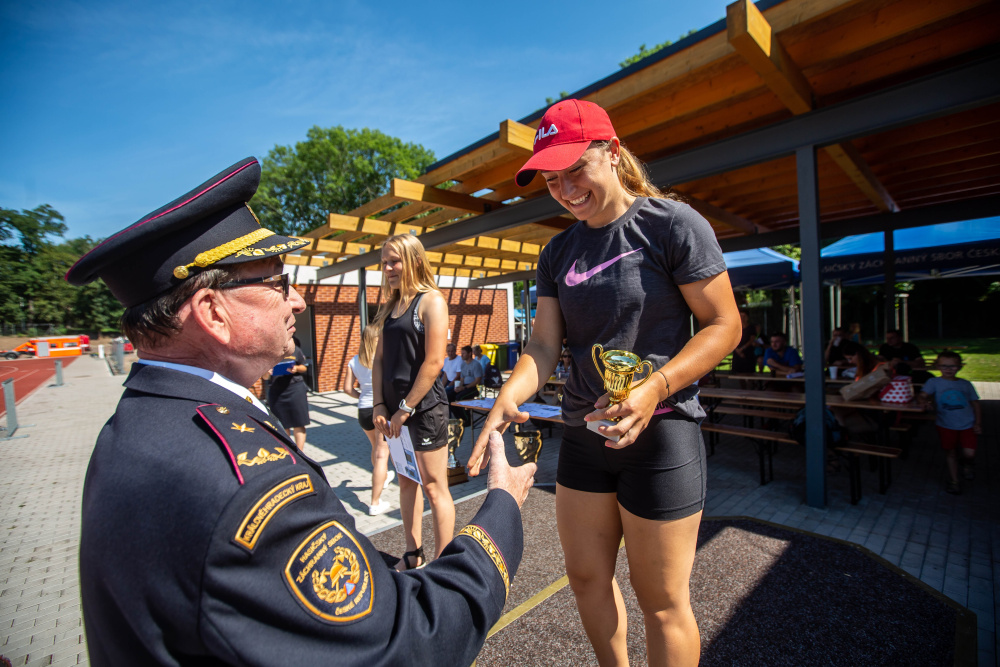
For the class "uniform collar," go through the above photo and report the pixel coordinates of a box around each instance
[134,359,268,415]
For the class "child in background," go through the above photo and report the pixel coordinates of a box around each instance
[918,351,982,494]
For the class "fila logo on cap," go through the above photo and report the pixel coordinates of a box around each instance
[534,124,558,145]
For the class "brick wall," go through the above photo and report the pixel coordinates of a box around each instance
[298,283,508,393]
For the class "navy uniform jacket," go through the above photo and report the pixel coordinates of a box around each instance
[80,364,522,666]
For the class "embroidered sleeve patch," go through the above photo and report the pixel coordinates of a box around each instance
[284,521,374,623]
[457,524,509,597]
[234,474,314,552]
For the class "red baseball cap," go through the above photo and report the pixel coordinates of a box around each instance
[515,99,617,187]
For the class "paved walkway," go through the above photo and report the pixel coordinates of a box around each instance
[1,354,997,665]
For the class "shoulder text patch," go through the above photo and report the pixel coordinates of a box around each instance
[234,474,314,551]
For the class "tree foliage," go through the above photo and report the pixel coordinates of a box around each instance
[252,126,436,237]
[619,30,698,69]
[0,206,122,333]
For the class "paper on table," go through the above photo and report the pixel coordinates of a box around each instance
[387,429,422,484]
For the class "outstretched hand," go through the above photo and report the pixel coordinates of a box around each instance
[467,400,529,476]
[484,431,536,507]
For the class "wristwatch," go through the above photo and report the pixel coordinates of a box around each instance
[398,399,415,415]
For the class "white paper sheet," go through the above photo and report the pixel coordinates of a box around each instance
[387,428,422,484]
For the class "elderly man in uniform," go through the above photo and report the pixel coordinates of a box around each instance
[67,157,535,666]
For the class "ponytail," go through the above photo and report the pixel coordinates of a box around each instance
[594,140,681,202]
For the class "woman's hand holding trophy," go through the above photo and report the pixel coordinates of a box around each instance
[586,344,664,449]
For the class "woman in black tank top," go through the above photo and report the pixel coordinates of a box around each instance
[372,234,454,570]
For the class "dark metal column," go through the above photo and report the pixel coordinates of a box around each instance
[797,145,827,508]
[358,269,368,335]
[883,229,895,339]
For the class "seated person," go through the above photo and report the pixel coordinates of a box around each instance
[555,350,573,379]
[878,329,924,370]
[441,343,463,386]
[825,327,850,368]
[841,341,881,379]
[449,345,483,421]
[472,344,490,375]
[731,312,758,374]
[763,332,802,376]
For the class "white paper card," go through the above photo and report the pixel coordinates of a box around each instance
[387,428,422,484]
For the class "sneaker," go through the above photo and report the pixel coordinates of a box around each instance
[962,465,974,481]
[945,481,961,495]
[383,469,395,489]
[368,500,391,516]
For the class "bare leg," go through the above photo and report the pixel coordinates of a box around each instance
[395,475,424,571]
[621,507,702,667]
[290,426,306,451]
[366,428,389,505]
[946,449,959,485]
[414,446,455,559]
[556,484,629,666]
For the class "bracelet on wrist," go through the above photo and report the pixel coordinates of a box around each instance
[655,369,671,398]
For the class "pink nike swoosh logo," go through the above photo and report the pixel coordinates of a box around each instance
[564,248,642,286]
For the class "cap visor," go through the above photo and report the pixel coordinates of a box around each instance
[515,141,591,187]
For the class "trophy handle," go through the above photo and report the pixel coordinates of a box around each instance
[631,360,655,390]
[591,344,604,378]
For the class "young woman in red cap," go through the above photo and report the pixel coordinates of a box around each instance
[469,99,741,666]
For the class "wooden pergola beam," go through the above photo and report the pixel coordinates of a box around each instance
[726,0,899,213]
[391,178,504,214]
[684,195,769,234]
[500,119,535,155]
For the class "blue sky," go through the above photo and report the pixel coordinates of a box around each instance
[1,0,734,241]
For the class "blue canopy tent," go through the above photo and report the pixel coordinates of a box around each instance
[821,218,1000,285]
[723,247,799,290]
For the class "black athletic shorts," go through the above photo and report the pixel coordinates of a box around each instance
[358,407,374,432]
[556,412,707,521]
[406,402,449,452]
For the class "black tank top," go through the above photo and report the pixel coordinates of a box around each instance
[381,293,448,412]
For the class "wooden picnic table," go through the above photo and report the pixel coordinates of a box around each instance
[698,386,923,502]
[716,371,853,385]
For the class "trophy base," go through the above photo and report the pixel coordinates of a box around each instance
[587,419,620,443]
[447,466,468,486]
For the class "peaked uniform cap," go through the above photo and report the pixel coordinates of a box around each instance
[515,99,617,187]
[65,157,308,307]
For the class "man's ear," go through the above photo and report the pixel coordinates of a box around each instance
[186,288,232,345]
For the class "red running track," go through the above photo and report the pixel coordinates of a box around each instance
[0,357,78,418]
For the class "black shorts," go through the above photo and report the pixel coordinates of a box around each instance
[556,412,707,521]
[358,407,374,432]
[406,402,449,452]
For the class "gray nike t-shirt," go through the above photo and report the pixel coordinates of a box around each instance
[536,196,727,424]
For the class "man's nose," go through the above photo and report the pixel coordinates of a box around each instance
[289,285,306,313]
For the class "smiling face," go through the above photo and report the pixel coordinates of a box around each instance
[381,245,404,292]
[540,142,631,227]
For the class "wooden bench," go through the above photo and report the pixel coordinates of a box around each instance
[834,442,902,504]
[700,422,799,485]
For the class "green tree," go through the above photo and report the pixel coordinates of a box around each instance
[0,206,122,332]
[252,126,436,237]
[619,30,698,68]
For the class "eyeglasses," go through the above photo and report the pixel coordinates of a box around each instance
[219,273,290,299]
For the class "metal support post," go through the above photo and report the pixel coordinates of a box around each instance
[797,145,827,508]
[54,359,64,386]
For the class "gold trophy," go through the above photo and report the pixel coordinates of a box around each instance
[512,425,543,464]
[589,344,654,442]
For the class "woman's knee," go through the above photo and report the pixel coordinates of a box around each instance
[421,480,453,505]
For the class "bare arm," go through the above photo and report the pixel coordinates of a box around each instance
[372,335,389,436]
[590,271,742,448]
[468,295,565,475]
[343,363,360,400]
